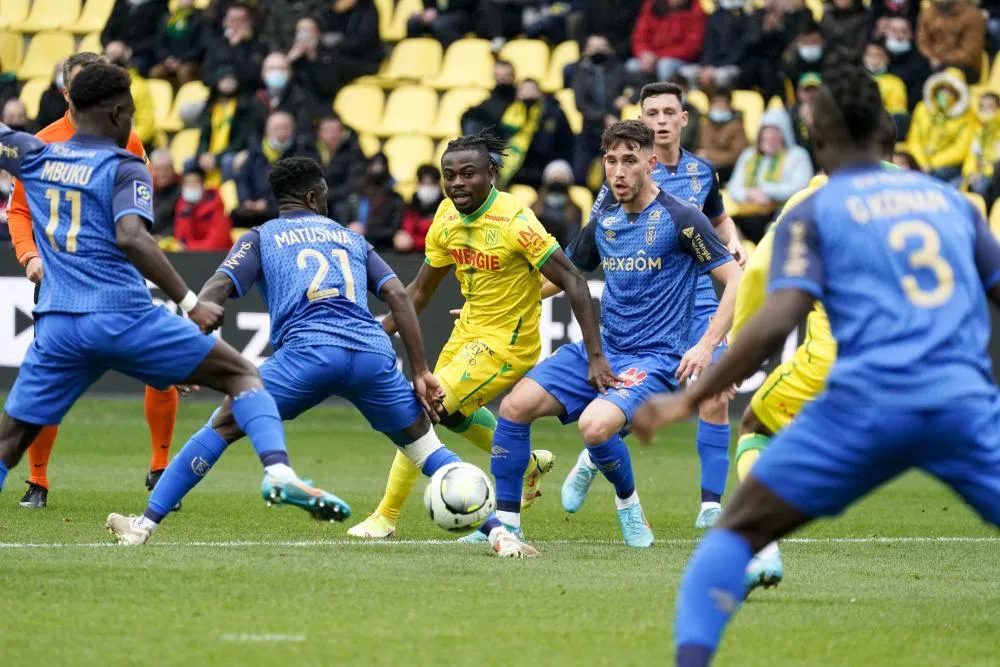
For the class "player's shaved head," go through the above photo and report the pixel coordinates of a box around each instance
[68,62,135,148]
[270,156,328,216]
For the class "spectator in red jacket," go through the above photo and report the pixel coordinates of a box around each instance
[174,168,233,252]
[627,0,707,83]
[394,164,441,253]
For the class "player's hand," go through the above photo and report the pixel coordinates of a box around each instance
[25,256,43,284]
[176,384,201,397]
[587,354,620,395]
[632,393,697,445]
[677,340,714,383]
[727,236,748,268]
[449,308,461,319]
[413,371,445,423]
[189,300,224,334]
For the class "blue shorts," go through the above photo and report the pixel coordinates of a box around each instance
[753,392,1000,525]
[526,340,681,426]
[688,294,727,365]
[260,345,421,434]
[6,307,216,425]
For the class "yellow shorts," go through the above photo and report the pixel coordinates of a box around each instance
[434,331,538,415]
[750,343,833,434]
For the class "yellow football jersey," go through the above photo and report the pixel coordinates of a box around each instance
[424,187,560,349]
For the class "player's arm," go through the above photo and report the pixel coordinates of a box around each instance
[0,126,49,283]
[199,229,263,305]
[112,159,222,333]
[704,169,747,267]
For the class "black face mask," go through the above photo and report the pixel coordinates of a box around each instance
[590,52,609,65]
[368,170,389,187]
[495,83,515,97]
[6,123,26,133]
[547,182,569,194]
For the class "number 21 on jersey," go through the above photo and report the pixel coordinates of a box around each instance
[297,248,356,303]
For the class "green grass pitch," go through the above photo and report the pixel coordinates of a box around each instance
[0,397,998,666]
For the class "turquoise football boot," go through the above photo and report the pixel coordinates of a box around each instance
[456,522,523,543]
[617,503,654,548]
[261,475,351,522]
[561,449,599,513]
[695,503,723,530]
[745,551,784,594]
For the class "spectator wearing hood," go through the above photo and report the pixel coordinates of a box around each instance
[821,0,871,61]
[396,164,442,253]
[885,17,931,110]
[627,0,707,84]
[680,0,749,92]
[963,91,1000,208]
[497,79,574,189]
[917,0,986,83]
[530,160,582,248]
[728,107,814,242]
[906,67,977,183]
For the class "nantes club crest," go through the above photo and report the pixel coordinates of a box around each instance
[484,226,499,246]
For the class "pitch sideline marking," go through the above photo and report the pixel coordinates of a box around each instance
[0,536,997,549]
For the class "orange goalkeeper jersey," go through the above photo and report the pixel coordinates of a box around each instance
[8,111,150,265]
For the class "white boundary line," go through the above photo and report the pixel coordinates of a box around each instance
[0,536,996,549]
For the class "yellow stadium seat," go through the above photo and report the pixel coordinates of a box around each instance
[333,83,384,135]
[499,39,550,83]
[396,181,416,202]
[569,185,593,214]
[170,128,200,173]
[376,85,437,136]
[380,38,443,85]
[0,30,23,72]
[220,180,238,215]
[383,134,434,184]
[230,227,250,243]
[194,0,211,9]
[17,0,80,32]
[982,52,991,86]
[424,38,493,90]
[433,138,448,167]
[767,95,785,111]
[990,52,1000,91]
[0,0,28,31]
[18,76,49,119]
[990,200,1000,239]
[387,0,422,43]
[555,88,583,134]
[374,0,393,41]
[428,87,490,139]
[699,0,716,13]
[147,78,174,132]
[162,79,208,132]
[542,40,580,92]
[965,191,988,219]
[732,89,765,141]
[359,133,382,157]
[74,0,115,35]
[619,102,639,121]
[509,184,537,208]
[18,31,74,80]
[78,31,102,54]
[805,0,823,21]
[686,89,708,115]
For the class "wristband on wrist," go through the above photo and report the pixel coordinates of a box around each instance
[178,291,198,313]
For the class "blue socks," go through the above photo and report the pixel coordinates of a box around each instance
[490,417,531,515]
[675,529,753,665]
[587,435,635,499]
[697,420,730,503]
[0,459,7,492]
[145,425,228,522]
[421,446,461,476]
[231,389,287,466]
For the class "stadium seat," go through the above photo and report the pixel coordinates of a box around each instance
[170,128,200,173]
[982,52,991,85]
[686,89,708,115]
[424,38,493,90]
[990,53,1000,91]
[990,200,1000,238]
[17,0,80,32]
[805,0,823,20]
[569,185,593,214]
[162,79,209,132]
[333,83,384,135]
[230,226,250,243]
[18,76,48,119]
[699,0,716,13]
[965,191,988,219]
[375,85,437,136]
[0,0,28,31]
[433,137,449,167]
[380,38,443,85]
[0,30,23,72]
[542,41,580,92]
[396,181,416,203]
[732,89,765,141]
[74,0,114,35]
[619,102,639,121]
[767,95,785,111]
[374,0,394,41]
[78,31,101,54]
[358,133,382,157]
[147,78,174,132]
[18,31,75,80]
[428,87,490,139]
[383,134,434,184]
[555,88,583,134]
[499,39,550,83]
[219,180,238,215]
[386,0,422,43]
[509,184,538,208]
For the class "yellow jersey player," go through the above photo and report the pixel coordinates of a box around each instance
[348,134,613,539]
[732,108,899,591]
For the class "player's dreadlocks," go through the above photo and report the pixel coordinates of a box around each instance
[442,132,508,172]
[68,63,131,111]
[269,156,325,202]
[820,48,884,146]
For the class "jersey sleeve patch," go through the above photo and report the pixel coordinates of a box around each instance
[769,202,824,298]
[133,179,153,215]
[673,202,732,273]
[217,229,262,298]
[508,210,560,267]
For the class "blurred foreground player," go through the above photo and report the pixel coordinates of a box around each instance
[6,52,178,509]
[632,54,1000,666]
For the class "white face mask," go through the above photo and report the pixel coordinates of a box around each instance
[885,37,911,55]
[181,186,203,203]
[268,137,292,152]
[798,45,823,62]
[416,185,440,206]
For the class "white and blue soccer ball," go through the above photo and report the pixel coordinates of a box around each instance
[423,462,495,532]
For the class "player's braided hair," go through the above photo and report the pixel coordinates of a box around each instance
[442,132,508,171]
[68,62,131,112]
[269,156,325,201]
[820,48,884,146]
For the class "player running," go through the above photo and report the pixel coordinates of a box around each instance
[561,82,747,530]
[107,157,538,557]
[632,54,1000,666]
[6,52,180,509]
[347,134,612,540]
[0,63,336,525]
[488,121,740,546]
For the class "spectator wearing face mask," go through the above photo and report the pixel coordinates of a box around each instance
[314,115,366,217]
[104,41,158,147]
[497,79,574,189]
[288,18,339,106]
[627,0,707,84]
[252,52,318,139]
[782,21,824,105]
[150,149,181,238]
[202,3,268,91]
[396,164,442,253]
[821,0,871,61]
[339,153,405,251]
[174,168,233,252]
[101,0,169,76]
[885,17,931,110]
[963,92,1000,208]
[917,0,985,82]
[905,67,977,183]
[679,0,748,92]
[150,0,207,87]
[865,41,910,133]
[531,160,582,248]
[462,61,518,136]
[192,67,254,186]
[571,35,631,183]
[232,111,306,227]
[35,60,70,131]
[697,88,747,185]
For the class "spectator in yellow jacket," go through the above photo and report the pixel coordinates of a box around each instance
[964,91,1000,207]
[905,67,977,184]
[104,41,157,149]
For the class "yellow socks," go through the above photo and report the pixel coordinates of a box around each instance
[374,450,421,523]
[447,407,497,454]
[735,433,769,481]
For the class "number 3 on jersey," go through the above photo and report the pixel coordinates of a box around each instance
[888,220,955,308]
[297,248,356,303]
[44,188,82,253]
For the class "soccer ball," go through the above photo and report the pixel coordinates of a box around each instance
[423,462,495,532]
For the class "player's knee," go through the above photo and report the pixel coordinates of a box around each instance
[700,393,728,424]
[498,385,538,423]
[578,411,616,445]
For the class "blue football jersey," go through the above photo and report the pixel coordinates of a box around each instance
[568,190,732,357]
[592,150,725,304]
[218,211,398,358]
[0,128,156,313]
[771,164,1000,407]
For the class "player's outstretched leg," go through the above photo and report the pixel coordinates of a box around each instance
[695,394,731,530]
[0,412,46,495]
[736,407,782,592]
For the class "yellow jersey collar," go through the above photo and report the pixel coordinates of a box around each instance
[460,187,499,225]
